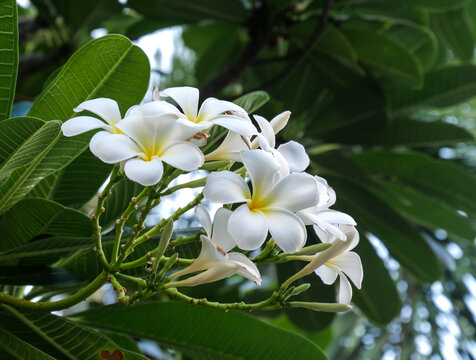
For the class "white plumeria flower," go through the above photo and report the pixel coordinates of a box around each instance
[61,98,125,137]
[250,111,291,149]
[298,176,356,241]
[254,114,309,177]
[168,205,261,286]
[204,149,319,253]
[312,225,363,304]
[160,86,257,136]
[90,102,204,186]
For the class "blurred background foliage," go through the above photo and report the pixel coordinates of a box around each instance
[8,0,476,358]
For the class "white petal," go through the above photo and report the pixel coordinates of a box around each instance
[241,150,280,198]
[203,171,250,204]
[204,131,250,161]
[74,98,121,126]
[318,209,357,227]
[228,252,262,285]
[160,141,204,171]
[212,115,257,137]
[277,141,310,172]
[90,133,141,164]
[330,252,363,289]
[198,98,249,122]
[341,225,360,252]
[314,264,338,285]
[125,100,182,119]
[254,115,275,148]
[337,272,353,304]
[257,133,272,152]
[265,208,306,253]
[211,207,235,252]
[195,204,212,237]
[171,262,239,287]
[124,157,164,186]
[270,111,291,134]
[161,86,199,120]
[61,116,110,137]
[228,204,268,251]
[272,148,291,179]
[266,172,318,212]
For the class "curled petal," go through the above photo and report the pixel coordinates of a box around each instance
[161,141,204,171]
[337,272,353,305]
[314,264,338,285]
[125,100,182,119]
[212,115,257,137]
[205,131,250,161]
[90,133,141,164]
[266,208,306,253]
[199,98,249,122]
[270,111,291,134]
[171,262,239,287]
[266,172,318,212]
[227,252,262,285]
[254,115,275,148]
[211,207,235,252]
[61,116,110,137]
[74,98,121,126]
[161,86,199,120]
[277,141,310,172]
[195,204,212,237]
[124,157,164,186]
[228,204,268,251]
[204,171,250,204]
[241,150,280,198]
[330,252,363,289]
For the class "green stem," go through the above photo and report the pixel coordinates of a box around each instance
[0,271,107,311]
[92,165,121,270]
[164,288,282,311]
[160,177,207,196]
[251,238,276,262]
[108,275,126,303]
[110,186,150,264]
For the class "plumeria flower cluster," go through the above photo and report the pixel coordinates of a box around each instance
[61,86,363,306]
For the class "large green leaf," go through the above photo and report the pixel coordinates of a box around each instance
[0,198,92,251]
[0,306,148,360]
[433,8,475,62]
[352,234,402,325]
[0,117,61,183]
[74,301,328,359]
[404,0,471,11]
[0,0,18,120]
[349,119,474,146]
[342,28,423,87]
[27,34,150,206]
[387,66,476,116]
[233,91,270,114]
[351,150,476,217]
[0,119,62,213]
[0,327,55,360]
[374,179,476,240]
[127,0,247,24]
[0,266,82,286]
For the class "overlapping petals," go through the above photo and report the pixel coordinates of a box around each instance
[204,149,318,252]
[298,176,356,241]
[160,86,257,136]
[312,225,363,304]
[168,206,261,287]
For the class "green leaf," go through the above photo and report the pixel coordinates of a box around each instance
[349,119,474,146]
[127,0,248,24]
[385,23,438,70]
[0,117,61,183]
[0,119,62,213]
[233,91,270,113]
[0,198,92,251]
[404,0,471,11]
[0,266,83,286]
[1,306,148,360]
[432,9,475,62]
[374,179,476,240]
[27,34,150,205]
[351,150,476,217]
[342,28,423,87]
[352,234,402,324]
[74,301,328,359]
[277,242,337,332]
[388,65,476,116]
[0,327,55,360]
[322,174,443,282]
[0,0,18,120]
